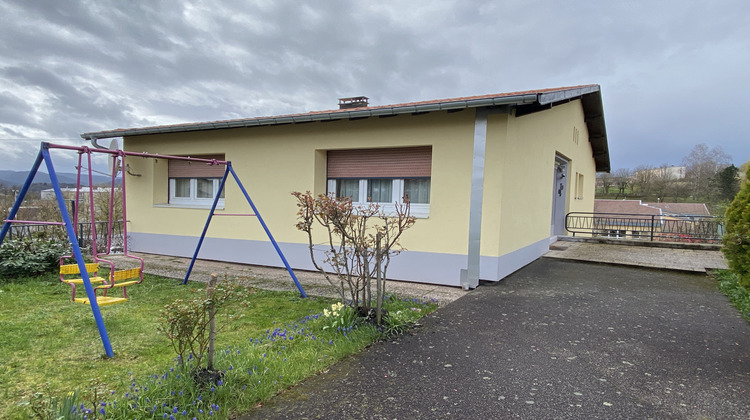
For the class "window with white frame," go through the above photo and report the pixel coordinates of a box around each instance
[168,154,226,207]
[326,147,432,217]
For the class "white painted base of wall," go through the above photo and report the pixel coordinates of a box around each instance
[129,233,550,287]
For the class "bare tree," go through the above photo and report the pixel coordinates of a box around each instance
[683,143,730,201]
[632,165,655,197]
[597,172,613,195]
[292,191,415,319]
[651,164,678,201]
[611,168,632,198]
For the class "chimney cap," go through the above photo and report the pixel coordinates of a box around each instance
[338,96,369,109]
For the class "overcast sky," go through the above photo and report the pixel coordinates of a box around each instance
[1,0,748,173]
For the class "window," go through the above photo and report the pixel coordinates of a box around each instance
[367,179,392,202]
[169,178,225,206]
[575,172,584,199]
[607,229,627,238]
[326,147,432,217]
[168,154,226,207]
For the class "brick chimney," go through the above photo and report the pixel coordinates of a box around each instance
[338,96,369,109]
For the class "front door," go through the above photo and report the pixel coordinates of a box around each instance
[551,156,569,236]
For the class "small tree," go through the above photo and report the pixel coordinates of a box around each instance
[723,166,750,289]
[158,276,251,372]
[292,191,415,318]
[713,164,740,202]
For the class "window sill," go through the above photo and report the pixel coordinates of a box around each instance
[352,203,430,219]
[154,203,226,210]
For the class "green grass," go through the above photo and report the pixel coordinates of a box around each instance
[714,269,750,323]
[0,273,438,419]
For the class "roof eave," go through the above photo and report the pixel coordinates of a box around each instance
[79,85,611,173]
[80,93,540,141]
[580,89,611,173]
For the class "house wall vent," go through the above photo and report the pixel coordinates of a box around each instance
[338,96,369,109]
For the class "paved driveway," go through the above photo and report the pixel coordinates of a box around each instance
[240,259,750,419]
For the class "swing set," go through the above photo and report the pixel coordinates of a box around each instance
[0,142,306,357]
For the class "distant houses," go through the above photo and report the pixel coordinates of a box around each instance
[40,187,114,200]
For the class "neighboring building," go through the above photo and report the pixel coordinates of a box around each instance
[592,199,715,241]
[592,199,661,239]
[642,202,710,217]
[633,165,686,180]
[40,187,114,200]
[80,85,610,288]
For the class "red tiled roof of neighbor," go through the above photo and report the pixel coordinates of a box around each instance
[594,200,661,215]
[83,84,598,137]
[643,202,711,216]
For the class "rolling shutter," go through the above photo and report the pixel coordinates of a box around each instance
[327,147,432,178]
[168,154,226,178]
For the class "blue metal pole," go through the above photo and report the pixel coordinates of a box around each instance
[42,144,115,358]
[0,149,45,246]
[183,166,230,285]
[227,163,307,297]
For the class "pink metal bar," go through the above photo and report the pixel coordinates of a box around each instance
[45,143,228,165]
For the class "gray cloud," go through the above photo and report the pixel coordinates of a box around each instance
[0,0,748,172]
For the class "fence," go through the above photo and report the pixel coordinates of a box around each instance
[4,221,125,253]
[565,212,723,243]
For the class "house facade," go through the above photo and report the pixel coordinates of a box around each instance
[81,85,610,288]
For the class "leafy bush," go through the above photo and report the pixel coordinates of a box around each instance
[0,237,70,279]
[715,270,750,323]
[723,166,750,289]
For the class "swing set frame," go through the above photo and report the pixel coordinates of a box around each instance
[0,142,306,358]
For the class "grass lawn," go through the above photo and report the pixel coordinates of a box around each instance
[0,272,437,419]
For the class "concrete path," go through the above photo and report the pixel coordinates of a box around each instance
[545,240,728,272]
[109,252,467,305]
[239,259,750,419]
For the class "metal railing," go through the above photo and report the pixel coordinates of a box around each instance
[4,221,125,253]
[565,212,724,243]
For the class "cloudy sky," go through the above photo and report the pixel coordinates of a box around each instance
[1,0,748,173]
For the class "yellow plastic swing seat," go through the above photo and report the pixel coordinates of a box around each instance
[74,296,127,306]
[60,263,108,285]
[98,268,142,289]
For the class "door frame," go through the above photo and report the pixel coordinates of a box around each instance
[551,154,570,237]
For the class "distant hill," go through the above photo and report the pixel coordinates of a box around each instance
[0,170,113,187]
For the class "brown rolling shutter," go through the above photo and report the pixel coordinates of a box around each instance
[327,147,432,178]
[168,154,226,178]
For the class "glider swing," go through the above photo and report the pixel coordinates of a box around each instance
[0,142,306,358]
[58,145,144,305]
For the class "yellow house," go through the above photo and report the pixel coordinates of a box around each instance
[81,85,610,288]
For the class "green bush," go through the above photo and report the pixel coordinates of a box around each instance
[0,238,70,280]
[723,166,750,289]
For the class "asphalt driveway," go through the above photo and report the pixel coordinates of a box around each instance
[240,259,750,419]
